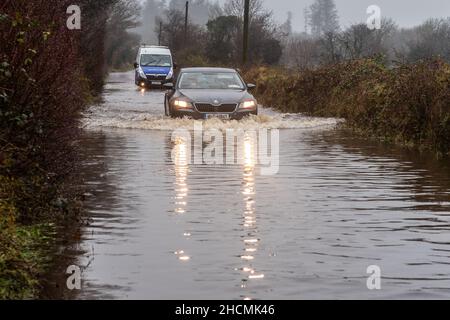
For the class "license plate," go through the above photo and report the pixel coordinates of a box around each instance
[205,114,230,120]
[152,81,162,85]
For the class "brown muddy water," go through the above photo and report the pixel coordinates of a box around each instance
[44,72,450,299]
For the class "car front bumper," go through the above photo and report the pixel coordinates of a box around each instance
[171,109,257,120]
[136,75,172,86]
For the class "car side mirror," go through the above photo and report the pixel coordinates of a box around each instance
[134,62,139,69]
[173,62,178,70]
[163,82,174,90]
[247,83,256,90]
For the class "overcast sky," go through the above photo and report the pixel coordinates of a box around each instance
[225,0,450,31]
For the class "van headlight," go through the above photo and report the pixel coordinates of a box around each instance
[166,68,174,80]
[138,67,146,78]
[239,100,257,109]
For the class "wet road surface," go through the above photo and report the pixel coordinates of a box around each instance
[48,72,450,299]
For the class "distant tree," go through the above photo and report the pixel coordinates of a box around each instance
[159,6,207,63]
[304,7,310,34]
[224,0,267,19]
[105,0,142,69]
[407,18,450,62]
[319,31,341,63]
[249,12,282,64]
[337,19,396,60]
[282,35,320,69]
[208,1,224,19]
[206,15,240,63]
[222,0,282,65]
[262,38,283,64]
[78,0,118,93]
[279,11,293,37]
[308,0,339,37]
[159,8,186,52]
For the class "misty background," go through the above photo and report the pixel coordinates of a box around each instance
[104,0,450,69]
[137,0,450,41]
[249,0,450,31]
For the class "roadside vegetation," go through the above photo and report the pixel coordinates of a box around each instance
[0,0,139,299]
[243,58,450,157]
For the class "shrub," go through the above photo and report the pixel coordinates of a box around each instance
[1,0,86,222]
[0,0,88,298]
[243,58,450,156]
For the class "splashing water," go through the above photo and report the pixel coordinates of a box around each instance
[81,71,342,131]
[83,104,341,131]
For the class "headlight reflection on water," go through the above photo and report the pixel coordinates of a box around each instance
[172,137,192,262]
[170,133,267,281]
[173,137,189,214]
[240,133,264,300]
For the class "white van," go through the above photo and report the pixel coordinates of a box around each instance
[134,46,175,87]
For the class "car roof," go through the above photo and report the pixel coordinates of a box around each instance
[180,67,238,73]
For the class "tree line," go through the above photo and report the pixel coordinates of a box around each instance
[132,0,450,69]
[282,0,450,69]
[137,0,284,66]
[105,0,450,70]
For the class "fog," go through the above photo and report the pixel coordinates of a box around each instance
[260,0,450,31]
[137,0,450,51]
[141,0,450,32]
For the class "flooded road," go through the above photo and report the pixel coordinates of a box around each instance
[54,72,450,299]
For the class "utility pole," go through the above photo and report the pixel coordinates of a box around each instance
[184,1,189,45]
[158,20,162,46]
[242,0,250,65]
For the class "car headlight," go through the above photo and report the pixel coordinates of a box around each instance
[166,68,174,80]
[138,67,146,78]
[173,99,193,109]
[239,100,257,109]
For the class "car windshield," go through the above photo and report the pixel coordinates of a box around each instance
[140,54,172,67]
[178,72,245,90]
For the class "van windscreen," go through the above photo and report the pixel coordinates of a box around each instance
[140,54,172,67]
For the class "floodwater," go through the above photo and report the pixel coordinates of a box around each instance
[46,72,450,299]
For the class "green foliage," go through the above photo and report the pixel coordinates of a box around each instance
[0,220,55,299]
[206,15,240,64]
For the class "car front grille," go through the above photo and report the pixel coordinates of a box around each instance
[146,74,166,81]
[195,103,238,113]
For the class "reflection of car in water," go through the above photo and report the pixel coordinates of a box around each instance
[163,67,258,120]
[134,45,175,88]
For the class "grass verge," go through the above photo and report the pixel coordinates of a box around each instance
[0,222,56,299]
